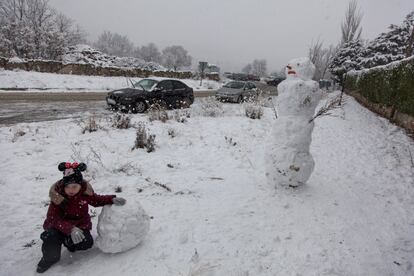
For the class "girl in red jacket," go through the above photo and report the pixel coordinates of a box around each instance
[37,162,126,273]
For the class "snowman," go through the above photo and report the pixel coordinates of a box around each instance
[266,57,322,188]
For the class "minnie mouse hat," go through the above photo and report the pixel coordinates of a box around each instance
[58,162,87,185]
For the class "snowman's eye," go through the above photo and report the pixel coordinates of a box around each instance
[297,63,300,66]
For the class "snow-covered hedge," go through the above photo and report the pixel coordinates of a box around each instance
[345,56,414,116]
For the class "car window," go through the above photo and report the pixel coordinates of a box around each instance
[135,79,158,91]
[173,81,187,89]
[156,80,173,91]
[223,81,244,89]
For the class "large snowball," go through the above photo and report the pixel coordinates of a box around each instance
[285,57,315,81]
[95,200,150,253]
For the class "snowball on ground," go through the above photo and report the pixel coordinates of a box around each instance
[95,200,150,253]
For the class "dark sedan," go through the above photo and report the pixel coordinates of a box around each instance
[266,77,285,86]
[106,78,194,113]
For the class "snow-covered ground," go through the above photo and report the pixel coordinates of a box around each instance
[0,93,413,275]
[0,69,222,92]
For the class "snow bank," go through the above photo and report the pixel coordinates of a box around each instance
[96,201,150,253]
[0,70,222,91]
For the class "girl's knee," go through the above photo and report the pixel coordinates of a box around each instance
[41,229,63,242]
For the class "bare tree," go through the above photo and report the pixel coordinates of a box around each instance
[308,39,324,80]
[242,63,252,74]
[309,40,337,80]
[161,45,192,71]
[251,59,267,77]
[137,42,161,63]
[94,31,134,57]
[54,13,85,44]
[341,0,363,45]
[0,0,86,59]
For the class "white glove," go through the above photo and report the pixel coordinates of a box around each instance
[112,197,126,206]
[71,227,85,244]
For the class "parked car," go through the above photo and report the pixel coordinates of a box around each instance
[247,74,260,81]
[215,81,258,103]
[266,77,285,86]
[106,78,194,113]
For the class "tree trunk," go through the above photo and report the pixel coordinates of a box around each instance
[406,26,414,58]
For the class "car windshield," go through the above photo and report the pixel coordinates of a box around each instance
[223,81,245,89]
[134,79,158,91]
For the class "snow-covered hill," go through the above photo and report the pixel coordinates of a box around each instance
[0,93,413,275]
[62,45,165,71]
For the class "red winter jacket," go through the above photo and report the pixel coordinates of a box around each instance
[43,181,116,235]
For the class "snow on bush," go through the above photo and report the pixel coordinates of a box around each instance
[96,201,150,253]
[148,104,169,123]
[173,109,190,123]
[195,97,224,117]
[168,128,177,138]
[244,102,264,119]
[111,113,132,129]
[11,129,26,143]
[78,115,102,134]
[132,122,156,152]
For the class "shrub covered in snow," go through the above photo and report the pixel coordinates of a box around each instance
[244,103,264,119]
[197,97,224,117]
[168,128,176,138]
[132,122,156,152]
[11,129,26,143]
[148,104,169,123]
[79,115,102,134]
[345,56,414,116]
[111,113,132,129]
[173,109,191,123]
[96,202,150,253]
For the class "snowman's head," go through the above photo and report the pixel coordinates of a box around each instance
[285,57,315,81]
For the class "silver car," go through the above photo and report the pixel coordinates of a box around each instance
[215,81,258,103]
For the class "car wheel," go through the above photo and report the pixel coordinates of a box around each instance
[133,100,147,113]
[180,97,191,108]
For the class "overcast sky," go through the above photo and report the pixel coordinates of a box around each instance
[48,0,412,72]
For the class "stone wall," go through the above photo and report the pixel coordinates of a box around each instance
[0,57,194,79]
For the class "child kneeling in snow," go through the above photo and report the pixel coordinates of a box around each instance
[37,162,126,273]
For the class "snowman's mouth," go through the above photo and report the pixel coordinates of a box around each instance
[288,70,296,75]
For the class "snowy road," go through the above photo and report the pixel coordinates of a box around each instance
[0,84,276,125]
[0,93,216,125]
[0,93,413,275]
[0,100,112,125]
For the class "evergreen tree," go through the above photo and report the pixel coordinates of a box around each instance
[359,11,414,68]
[328,40,364,80]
